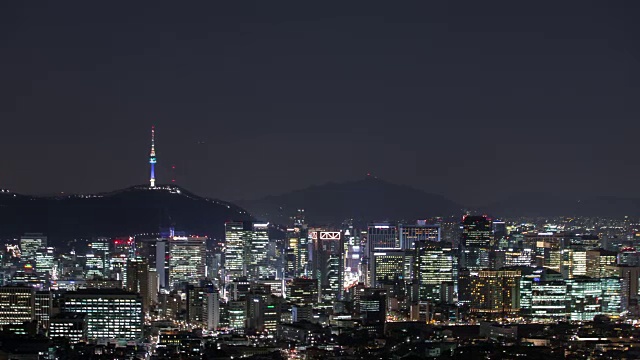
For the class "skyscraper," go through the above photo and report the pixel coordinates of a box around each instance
[286,225,310,277]
[368,223,399,250]
[461,216,492,248]
[413,241,456,301]
[460,216,492,270]
[225,222,248,279]
[310,230,344,301]
[246,223,270,280]
[126,257,153,314]
[20,233,47,263]
[224,222,271,281]
[168,236,206,290]
[400,222,440,249]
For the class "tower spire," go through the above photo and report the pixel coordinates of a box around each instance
[149,126,157,188]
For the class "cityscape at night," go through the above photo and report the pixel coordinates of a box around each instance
[3,2,640,359]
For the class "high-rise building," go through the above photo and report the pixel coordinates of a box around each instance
[34,291,52,331]
[168,236,206,289]
[126,257,154,314]
[35,247,56,280]
[187,284,220,330]
[469,269,521,319]
[247,223,270,280]
[400,222,440,249]
[86,239,110,279]
[519,280,567,321]
[601,277,621,316]
[20,233,47,263]
[368,223,399,250]
[565,278,602,321]
[459,216,492,271]
[0,286,34,326]
[561,248,587,279]
[586,249,618,278]
[246,289,281,334]
[225,222,249,279]
[413,241,456,301]
[358,288,386,336]
[61,289,143,340]
[227,300,246,334]
[370,250,412,288]
[310,230,344,301]
[461,216,492,248]
[492,220,507,245]
[224,222,271,281]
[503,249,535,267]
[286,226,310,277]
[156,238,168,289]
[287,278,317,307]
[618,266,640,314]
[85,252,107,279]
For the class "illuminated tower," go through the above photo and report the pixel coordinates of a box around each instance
[149,126,157,188]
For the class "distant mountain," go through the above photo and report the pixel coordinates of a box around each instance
[0,184,252,243]
[482,192,640,218]
[237,177,462,225]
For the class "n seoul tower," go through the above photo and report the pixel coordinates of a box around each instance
[149,126,157,188]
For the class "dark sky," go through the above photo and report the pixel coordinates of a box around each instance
[1,1,639,206]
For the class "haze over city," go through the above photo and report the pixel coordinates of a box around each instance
[3,2,640,360]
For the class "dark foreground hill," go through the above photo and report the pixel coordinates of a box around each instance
[237,177,462,225]
[0,184,252,243]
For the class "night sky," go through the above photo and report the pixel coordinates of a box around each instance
[2,1,639,206]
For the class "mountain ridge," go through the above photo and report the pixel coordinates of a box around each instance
[236,176,463,225]
[0,184,252,243]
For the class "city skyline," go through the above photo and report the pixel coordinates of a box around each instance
[3,2,640,205]
[4,2,640,359]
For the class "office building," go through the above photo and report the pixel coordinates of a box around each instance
[20,233,47,263]
[413,241,456,301]
[460,216,492,270]
[469,269,521,319]
[126,257,154,314]
[186,283,220,331]
[519,280,567,321]
[565,278,602,321]
[227,300,246,334]
[585,249,618,278]
[310,230,344,301]
[358,288,386,336]
[34,291,52,331]
[247,223,270,280]
[400,222,440,249]
[49,313,88,344]
[619,266,640,314]
[368,223,399,250]
[225,222,272,281]
[370,250,412,287]
[35,247,56,279]
[461,216,492,248]
[168,236,206,289]
[0,286,34,326]
[225,222,250,279]
[61,289,143,340]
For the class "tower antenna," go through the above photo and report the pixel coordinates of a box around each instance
[149,126,157,188]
